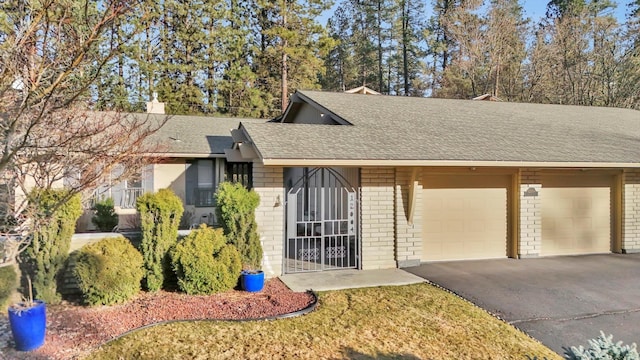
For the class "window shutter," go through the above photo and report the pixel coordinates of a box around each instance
[185,160,198,205]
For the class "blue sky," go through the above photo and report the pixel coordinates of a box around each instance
[320,1,630,25]
[521,0,628,20]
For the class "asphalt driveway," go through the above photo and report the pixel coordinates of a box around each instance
[405,254,640,355]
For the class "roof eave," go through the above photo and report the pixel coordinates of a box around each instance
[145,152,225,158]
[259,158,640,168]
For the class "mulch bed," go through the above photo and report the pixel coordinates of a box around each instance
[0,279,315,360]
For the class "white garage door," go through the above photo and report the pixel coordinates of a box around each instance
[422,174,510,261]
[541,174,612,256]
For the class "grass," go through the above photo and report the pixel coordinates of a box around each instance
[88,283,560,360]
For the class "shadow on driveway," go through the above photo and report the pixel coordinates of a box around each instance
[405,254,640,354]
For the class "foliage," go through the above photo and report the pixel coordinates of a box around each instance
[215,182,262,269]
[74,236,144,306]
[170,225,241,295]
[565,332,639,360]
[0,265,18,307]
[91,197,119,232]
[136,188,183,292]
[20,189,83,304]
[0,0,167,270]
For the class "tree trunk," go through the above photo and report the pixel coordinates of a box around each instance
[281,0,288,112]
[402,0,409,95]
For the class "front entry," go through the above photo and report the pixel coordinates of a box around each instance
[284,167,359,273]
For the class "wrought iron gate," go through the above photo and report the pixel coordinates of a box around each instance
[285,168,359,273]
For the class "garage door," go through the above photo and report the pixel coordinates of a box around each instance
[422,174,510,261]
[541,174,612,256]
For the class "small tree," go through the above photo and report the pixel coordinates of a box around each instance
[215,182,262,269]
[91,197,119,232]
[136,188,183,291]
[20,189,83,304]
[171,225,241,295]
[0,0,168,275]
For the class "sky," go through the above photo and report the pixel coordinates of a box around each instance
[320,1,631,26]
[521,0,628,21]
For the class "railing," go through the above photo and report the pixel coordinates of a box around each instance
[120,188,144,209]
[194,188,216,207]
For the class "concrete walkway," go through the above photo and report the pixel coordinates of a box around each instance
[279,268,425,292]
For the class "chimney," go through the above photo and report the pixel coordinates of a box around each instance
[146,92,165,114]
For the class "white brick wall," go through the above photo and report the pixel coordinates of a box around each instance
[252,164,284,277]
[623,170,640,252]
[519,169,541,257]
[395,168,422,267]
[360,167,397,270]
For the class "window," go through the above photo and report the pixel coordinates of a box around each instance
[121,172,143,209]
[225,162,252,189]
[186,159,218,207]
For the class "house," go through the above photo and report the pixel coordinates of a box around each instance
[77,110,265,231]
[227,90,640,278]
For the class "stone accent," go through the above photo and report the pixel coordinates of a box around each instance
[252,164,285,277]
[623,169,640,253]
[395,168,422,268]
[519,169,542,258]
[360,167,397,270]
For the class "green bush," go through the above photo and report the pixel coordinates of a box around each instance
[0,266,18,307]
[21,189,83,304]
[74,236,144,306]
[91,197,119,232]
[566,331,639,360]
[171,224,241,295]
[215,182,262,269]
[136,188,183,292]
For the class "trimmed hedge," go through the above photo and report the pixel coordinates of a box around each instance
[74,236,144,306]
[171,225,241,295]
[136,188,183,292]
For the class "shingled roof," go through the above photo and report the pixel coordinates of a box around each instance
[142,114,265,157]
[239,90,640,167]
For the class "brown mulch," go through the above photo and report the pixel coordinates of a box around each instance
[0,279,315,360]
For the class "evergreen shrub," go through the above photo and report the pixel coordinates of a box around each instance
[91,197,119,232]
[171,224,241,295]
[21,189,83,304]
[566,331,639,360]
[136,188,183,291]
[215,182,262,269]
[0,266,17,307]
[74,236,143,306]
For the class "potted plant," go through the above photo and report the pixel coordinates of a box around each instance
[240,269,265,292]
[215,182,264,292]
[7,277,46,351]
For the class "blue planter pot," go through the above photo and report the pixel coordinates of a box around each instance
[8,300,46,351]
[241,270,265,292]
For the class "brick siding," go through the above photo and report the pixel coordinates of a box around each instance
[394,168,422,267]
[519,169,542,257]
[360,167,397,270]
[623,169,640,252]
[252,164,285,277]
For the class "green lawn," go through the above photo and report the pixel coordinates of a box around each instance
[89,283,560,359]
